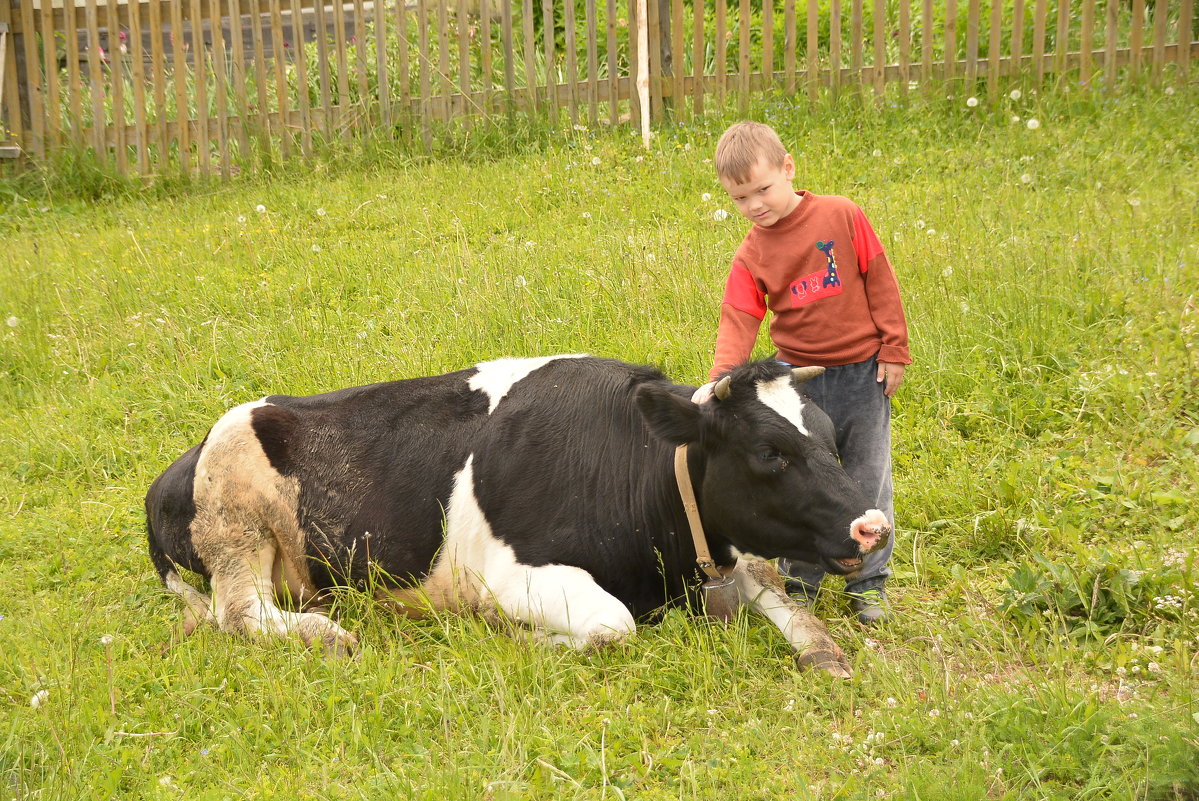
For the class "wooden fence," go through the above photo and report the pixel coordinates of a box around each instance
[1,0,1196,177]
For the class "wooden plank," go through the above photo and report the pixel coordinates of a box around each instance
[313,0,332,136]
[522,0,536,111]
[921,0,932,92]
[458,0,471,122]
[188,0,210,177]
[761,0,772,90]
[0,3,22,149]
[737,0,749,110]
[19,0,44,157]
[898,0,910,93]
[1103,0,1117,86]
[290,0,311,156]
[1129,0,1144,74]
[692,0,704,113]
[784,0,796,93]
[417,0,430,145]
[108,0,127,174]
[129,0,150,173]
[247,0,272,154]
[565,0,578,123]
[1151,0,1167,81]
[670,0,682,113]
[1054,0,1069,76]
[628,0,638,127]
[805,0,816,99]
[501,0,514,116]
[851,0,862,88]
[227,0,250,157]
[1179,0,1193,77]
[987,0,1002,96]
[1011,0,1025,77]
[944,0,957,81]
[606,0,617,122]
[1031,0,1047,82]
[830,0,841,90]
[210,0,230,178]
[965,0,979,88]
[1080,0,1095,84]
[168,0,189,170]
[83,0,105,157]
[268,0,290,154]
[353,0,368,119]
[587,0,599,124]
[42,0,63,151]
[481,0,493,116]
[332,0,350,131]
[873,0,885,95]
[541,0,553,112]
[376,0,391,128]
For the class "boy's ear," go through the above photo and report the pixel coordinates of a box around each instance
[783,153,796,180]
[635,385,702,446]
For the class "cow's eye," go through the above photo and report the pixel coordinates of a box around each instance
[758,447,788,469]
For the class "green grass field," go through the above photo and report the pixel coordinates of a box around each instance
[2,83,1197,799]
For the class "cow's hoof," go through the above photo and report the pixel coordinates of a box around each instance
[296,614,358,659]
[794,649,852,678]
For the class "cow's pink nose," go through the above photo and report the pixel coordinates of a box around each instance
[850,510,891,553]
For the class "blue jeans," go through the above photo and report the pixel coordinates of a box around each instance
[778,355,894,595]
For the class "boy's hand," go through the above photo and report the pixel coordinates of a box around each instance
[691,381,717,404]
[876,362,906,397]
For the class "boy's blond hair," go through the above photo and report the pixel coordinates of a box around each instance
[714,122,788,183]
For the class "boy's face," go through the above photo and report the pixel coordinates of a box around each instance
[720,155,800,228]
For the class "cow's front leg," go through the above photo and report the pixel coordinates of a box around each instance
[732,558,852,678]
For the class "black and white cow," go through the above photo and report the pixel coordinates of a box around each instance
[146,356,889,675]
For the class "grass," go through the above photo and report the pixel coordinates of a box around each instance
[2,81,1198,799]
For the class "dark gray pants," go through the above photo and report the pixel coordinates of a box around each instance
[778,355,894,595]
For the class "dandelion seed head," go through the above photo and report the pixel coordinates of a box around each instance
[6,316,18,328]
[966,96,979,107]
[255,204,267,213]
[1020,173,1033,184]
[316,207,327,217]
[1026,118,1041,130]
[1009,89,1022,100]
[701,192,712,202]
[713,209,729,221]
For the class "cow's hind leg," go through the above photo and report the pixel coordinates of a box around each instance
[486,564,636,650]
[734,558,852,678]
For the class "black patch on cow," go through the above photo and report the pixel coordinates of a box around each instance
[146,438,208,582]
[251,404,299,473]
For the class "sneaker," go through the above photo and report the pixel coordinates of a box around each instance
[782,576,819,608]
[849,587,889,626]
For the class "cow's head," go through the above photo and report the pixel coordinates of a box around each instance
[636,361,890,574]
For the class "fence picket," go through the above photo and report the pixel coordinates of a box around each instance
[737,0,748,109]
[1032,0,1047,82]
[228,0,250,159]
[210,0,230,178]
[1179,0,1192,77]
[1129,0,1145,74]
[40,0,60,151]
[944,0,957,81]
[16,0,40,156]
[988,0,1002,96]
[830,0,841,89]
[691,0,703,112]
[784,0,795,93]
[715,0,726,105]
[1011,0,1025,77]
[84,0,104,157]
[168,0,189,169]
[129,0,149,173]
[761,0,772,90]
[873,0,885,95]
[805,0,817,99]
[290,0,312,157]
[1080,0,1095,84]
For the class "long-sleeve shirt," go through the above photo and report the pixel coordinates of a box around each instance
[710,191,911,380]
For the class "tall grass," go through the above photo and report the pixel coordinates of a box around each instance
[1,84,1197,799]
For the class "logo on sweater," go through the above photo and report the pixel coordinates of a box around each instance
[788,240,845,307]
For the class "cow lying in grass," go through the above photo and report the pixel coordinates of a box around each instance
[147,356,889,676]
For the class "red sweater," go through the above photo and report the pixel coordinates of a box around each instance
[710,191,911,380]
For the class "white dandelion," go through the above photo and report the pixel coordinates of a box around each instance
[255,204,267,213]
[30,690,49,708]
[1026,118,1041,130]
[1009,89,1022,100]
[713,209,729,221]
[966,96,979,107]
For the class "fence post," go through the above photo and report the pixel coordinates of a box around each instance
[0,14,23,158]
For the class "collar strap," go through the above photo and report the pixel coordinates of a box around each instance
[674,444,733,581]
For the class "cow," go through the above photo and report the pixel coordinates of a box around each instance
[146,356,890,676]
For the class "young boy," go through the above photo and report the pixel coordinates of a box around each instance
[694,121,911,625]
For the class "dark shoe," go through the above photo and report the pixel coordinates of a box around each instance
[782,577,819,608]
[849,587,889,626]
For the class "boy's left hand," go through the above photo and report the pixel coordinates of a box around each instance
[876,362,906,397]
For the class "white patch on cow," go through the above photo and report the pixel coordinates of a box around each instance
[755,375,811,436]
[428,455,636,647]
[469,355,587,414]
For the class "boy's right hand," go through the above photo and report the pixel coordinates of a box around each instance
[691,382,717,404]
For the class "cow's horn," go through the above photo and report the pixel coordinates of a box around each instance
[713,376,732,401]
[791,366,825,384]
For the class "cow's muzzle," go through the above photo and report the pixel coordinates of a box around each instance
[848,510,891,559]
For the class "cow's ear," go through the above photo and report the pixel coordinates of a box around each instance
[636,385,702,445]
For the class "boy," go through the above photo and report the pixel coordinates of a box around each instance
[694,121,911,625]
